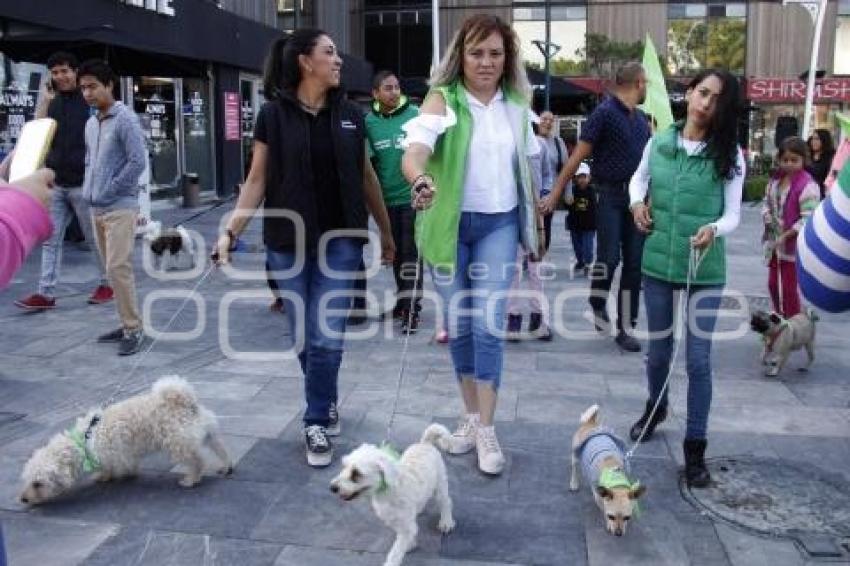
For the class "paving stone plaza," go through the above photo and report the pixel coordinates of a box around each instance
[1,203,848,566]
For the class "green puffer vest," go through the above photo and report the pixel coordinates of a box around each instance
[642,125,726,285]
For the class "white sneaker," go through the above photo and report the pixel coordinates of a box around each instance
[448,413,479,455]
[476,425,505,475]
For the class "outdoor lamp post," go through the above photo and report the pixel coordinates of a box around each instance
[782,0,829,137]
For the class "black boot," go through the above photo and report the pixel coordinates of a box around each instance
[683,438,711,488]
[529,312,552,341]
[629,399,668,441]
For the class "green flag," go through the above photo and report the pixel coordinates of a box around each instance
[640,33,674,132]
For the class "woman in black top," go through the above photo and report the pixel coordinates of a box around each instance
[213,29,395,468]
[807,129,834,198]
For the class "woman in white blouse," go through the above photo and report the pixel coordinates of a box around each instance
[401,14,544,475]
[628,69,745,488]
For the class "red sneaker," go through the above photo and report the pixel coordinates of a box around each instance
[14,293,56,311]
[87,285,114,304]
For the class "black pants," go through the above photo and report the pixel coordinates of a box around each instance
[351,206,422,314]
[588,183,645,331]
[388,205,422,313]
[542,212,553,251]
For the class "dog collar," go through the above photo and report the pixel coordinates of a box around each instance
[598,467,634,490]
[376,442,401,495]
[66,428,101,473]
[762,319,790,350]
[598,468,642,518]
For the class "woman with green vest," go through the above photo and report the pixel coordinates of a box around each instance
[628,69,745,488]
[401,14,544,476]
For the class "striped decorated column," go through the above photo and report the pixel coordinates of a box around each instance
[797,161,850,313]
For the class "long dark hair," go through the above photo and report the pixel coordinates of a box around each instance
[263,28,327,100]
[686,69,741,180]
[808,128,835,160]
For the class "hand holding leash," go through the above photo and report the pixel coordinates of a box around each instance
[211,229,236,266]
[412,174,436,210]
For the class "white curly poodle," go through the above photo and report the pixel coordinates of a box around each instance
[330,423,456,566]
[20,375,232,505]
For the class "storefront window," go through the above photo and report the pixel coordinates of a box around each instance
[667,2,746,76]
[133,77,179,191]
[513,1,588,76]
[182,77,214,191]
[0,56,47,161]
[836,0,850,76]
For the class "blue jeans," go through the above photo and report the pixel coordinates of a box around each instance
[589,184,645,331]
[38,185,107,296]
[432,209,519,390]
[643,275,722,440]
[570,229,595,266]
[267,237,362,427]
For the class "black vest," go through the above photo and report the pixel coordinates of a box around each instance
[260,90,368,251]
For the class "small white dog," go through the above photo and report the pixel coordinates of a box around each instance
[570,404,646,536]
[142,221,196,272]
[20,376,232,505]
[330,424,456,566]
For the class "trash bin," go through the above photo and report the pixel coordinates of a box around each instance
[182,173,200,208]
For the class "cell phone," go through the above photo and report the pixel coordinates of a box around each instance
[9,118,57,183]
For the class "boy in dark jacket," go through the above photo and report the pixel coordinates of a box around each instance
[567,163,596,275]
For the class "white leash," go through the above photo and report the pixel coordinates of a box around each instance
[625,244,708,462]
[385,250,423,443]
[101,263,216,407]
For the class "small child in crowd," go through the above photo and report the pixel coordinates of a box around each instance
[567,163,596,276]
[761,136,820,318]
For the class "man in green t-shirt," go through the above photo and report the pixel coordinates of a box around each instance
[364,70,421,333]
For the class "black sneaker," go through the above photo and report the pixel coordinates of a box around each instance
[97,327,124,343]
[118,329,145,356]
[327,403,340,436]
[615,331,642,353]
[400,311,419,335]
[304,425,333,467]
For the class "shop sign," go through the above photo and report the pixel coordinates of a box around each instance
[185,91,207,138]
[0,82,38,157]
[747,78,850,103]
[224,92,240,141]
[118,0,175,17]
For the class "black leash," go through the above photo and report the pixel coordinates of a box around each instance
[169,194,236,227]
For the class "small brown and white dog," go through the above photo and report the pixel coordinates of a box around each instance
[20,376,232,505]
[750,309,816,377]
[570,404,646,536]
[330,424,456,566]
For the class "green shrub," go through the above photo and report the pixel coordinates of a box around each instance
[743,175,769,202]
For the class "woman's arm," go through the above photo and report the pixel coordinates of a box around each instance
[401,92,447,210]
[363,146,395,264]
[629,141,653,233]
[213,141,268,263]
[708,148,746,237]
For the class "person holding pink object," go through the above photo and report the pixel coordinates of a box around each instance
[0,169,55,289]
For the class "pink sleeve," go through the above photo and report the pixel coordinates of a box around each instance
[0,185,53,289]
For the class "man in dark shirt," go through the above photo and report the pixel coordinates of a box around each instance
[15,51,112,311]
[541,62,650,352]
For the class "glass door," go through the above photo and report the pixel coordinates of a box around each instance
[182,77,214,191]
[133,77,180,192]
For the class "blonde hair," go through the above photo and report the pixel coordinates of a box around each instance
[429,14,531,102]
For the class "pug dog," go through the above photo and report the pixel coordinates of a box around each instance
[750,310,817,377]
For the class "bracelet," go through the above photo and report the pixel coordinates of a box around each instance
[412,173,432,194]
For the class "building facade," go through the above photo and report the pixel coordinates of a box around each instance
[0,0,372,197]
[340,0,849,160]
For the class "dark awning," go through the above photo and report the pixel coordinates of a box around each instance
[0,0,373,93]
[0,26,205,77]
[526,67,594,99]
